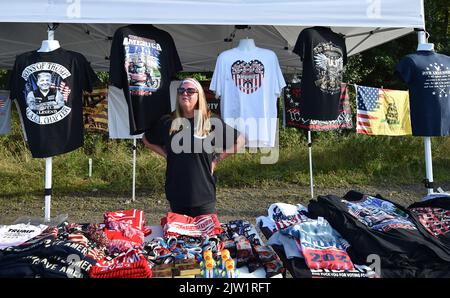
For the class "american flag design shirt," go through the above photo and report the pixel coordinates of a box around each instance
[210,47,286,147]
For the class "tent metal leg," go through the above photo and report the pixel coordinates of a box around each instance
[417,30,434,195]
[43,25,57,223]
[44,157,52,222]
[308,130,314,199]
[132,138,137,202]
[424,137,434,194]
[88,158,93,177]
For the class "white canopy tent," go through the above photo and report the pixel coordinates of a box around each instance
[0,0,425,72]
[0,0,430,221]
[0,23,418,73]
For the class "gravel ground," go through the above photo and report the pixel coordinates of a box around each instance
[1,182,447,225]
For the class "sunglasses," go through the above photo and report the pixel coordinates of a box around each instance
[177,87,198,95]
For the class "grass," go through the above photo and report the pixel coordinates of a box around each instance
[2,110,450,199]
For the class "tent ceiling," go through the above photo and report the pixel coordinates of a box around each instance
[0,0,424,72]
[0,23,414,73]
[0,0,425,27]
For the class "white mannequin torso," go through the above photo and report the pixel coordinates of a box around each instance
[38,40,61,52]
[417,42,435,51]
[237,38,256,51]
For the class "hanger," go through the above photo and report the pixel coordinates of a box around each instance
[291,74,301,83]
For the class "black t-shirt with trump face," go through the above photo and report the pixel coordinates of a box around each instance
[109,25,183,135]
[144,114,240,208]
[293,26,347,121]
[9,47,98,158]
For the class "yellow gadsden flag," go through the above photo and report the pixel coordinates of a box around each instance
[356,85,412,136]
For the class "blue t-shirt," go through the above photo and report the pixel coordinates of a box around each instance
[395,51,450,136]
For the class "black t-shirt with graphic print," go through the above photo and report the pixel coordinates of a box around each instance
[293,26,347,121]
[9,47,98,158]
[109,24,183,135]
[408,197,450,254]
[144,114,240,208]
[308,191,450,277]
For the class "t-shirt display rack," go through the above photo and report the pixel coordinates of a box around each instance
[7,24,446,223]
[417,30,435,195]
[42,23,58,222]
[14,23,99,223]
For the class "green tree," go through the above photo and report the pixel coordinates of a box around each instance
[344,0,450,89]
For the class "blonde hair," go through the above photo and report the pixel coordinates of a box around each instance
[170,78,211,137]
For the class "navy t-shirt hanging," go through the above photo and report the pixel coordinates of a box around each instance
[109,24,183,135]
[293,26,347,121]
[9,47,98,158]
[395,51,450,136]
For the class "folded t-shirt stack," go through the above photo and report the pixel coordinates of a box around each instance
[408,194,450,257]
[308,190,450,278]
[161,212,224,238]
[257,202,310,232]
[258,202,377,278]
[280,217,354,271]
[89,249,152,278]
[222,219,285,278]
[102,209,151,254]
[0,223,48,250]
[0,224,103,278]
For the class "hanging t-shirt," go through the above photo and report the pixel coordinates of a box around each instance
[395,51,450,136]
[109,25,183,135]
[293,26,347,121]
[107,85,143,139]
[169,80,182,112]
[144,114,239,207]
[210,47,286,147]
[283,82,353,131]
[8,48,98,158]
[0,90,11,135]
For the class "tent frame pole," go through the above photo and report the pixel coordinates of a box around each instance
[424,137,434,194]
[132,138,137,201]
[44,157,52,222]
[417,30,434,195]
[44,24,57,222]
[308,130,314,199]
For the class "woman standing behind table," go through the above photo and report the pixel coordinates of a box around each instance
[143,78,245,217]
